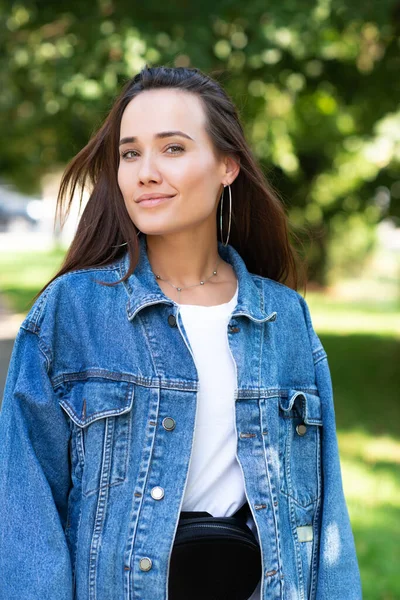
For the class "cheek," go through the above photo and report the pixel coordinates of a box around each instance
[117,166,130,198]
[175,158,217,197]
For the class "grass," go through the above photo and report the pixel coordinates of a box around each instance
[306,292,400,600]
[1,249,399,599]
[0,247,66,314]
[338,430,400,599]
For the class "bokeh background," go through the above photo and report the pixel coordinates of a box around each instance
[0,2,399,598]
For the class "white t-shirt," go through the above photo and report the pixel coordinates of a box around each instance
[179,281,243,516]
[178,281,261,599]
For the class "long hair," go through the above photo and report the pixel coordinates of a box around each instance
[33,65,307,302]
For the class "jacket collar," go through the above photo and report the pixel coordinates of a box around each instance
[120,234,277,324]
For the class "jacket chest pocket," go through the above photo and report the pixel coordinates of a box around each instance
[59,378,134,497]
[278,389,323,508]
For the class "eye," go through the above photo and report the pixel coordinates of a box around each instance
[120,145,184,160]
[166,144,184,154]
[121,150,137,159]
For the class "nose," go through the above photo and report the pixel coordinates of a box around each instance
[137,151,162,185]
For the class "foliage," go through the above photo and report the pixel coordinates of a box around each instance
[1,0,399,282]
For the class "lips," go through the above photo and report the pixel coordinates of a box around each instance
[136,195,175,207]
[136,194,175,203]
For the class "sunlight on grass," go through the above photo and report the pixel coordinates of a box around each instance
[338,429,400,599]
[0,249,65,288]
[340,434,400,508]
[0,248,66,313]
[311,313,400,337]
[305,292,400,338]
[339,430,400,465]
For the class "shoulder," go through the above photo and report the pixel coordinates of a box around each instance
[253,274,326,362]
[250,273,321,351]
[21,260,123,335]
[251,272,308,310]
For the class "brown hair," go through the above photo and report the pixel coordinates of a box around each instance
[34,65,307,302]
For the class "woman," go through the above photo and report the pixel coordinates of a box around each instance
[0,66,361,599]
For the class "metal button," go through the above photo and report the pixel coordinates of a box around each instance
[228,325,240,333]
[139,557,152,571]
[162,417,176,431]
[168,314,177,327]
[296,424,307,436]
[150,486,165,500]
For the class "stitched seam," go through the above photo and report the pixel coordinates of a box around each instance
[22,264,122,331]
[136,313,159,376]
[279,489,321,508]
[52,370,198,391]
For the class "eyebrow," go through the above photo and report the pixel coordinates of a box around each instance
[119,130,194,146]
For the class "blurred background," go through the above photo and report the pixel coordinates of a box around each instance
[0,1,399,597]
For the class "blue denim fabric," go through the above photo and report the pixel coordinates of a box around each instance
[0,234,362,599]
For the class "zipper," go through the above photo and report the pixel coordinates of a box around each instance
[227,320,265,599]
[175,528,259,548]
[176,522,258,541]
[178,522,253,533]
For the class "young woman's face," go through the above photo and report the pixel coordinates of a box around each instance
[117,88,230,237]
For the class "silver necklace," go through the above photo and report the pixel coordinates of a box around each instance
[153,256,221,304]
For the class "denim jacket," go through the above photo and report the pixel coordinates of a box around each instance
[0,234,362,600]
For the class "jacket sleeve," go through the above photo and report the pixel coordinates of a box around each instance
[299,296,363,599]
[0,326,73,600]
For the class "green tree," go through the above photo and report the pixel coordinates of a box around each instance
[1,0,399,283]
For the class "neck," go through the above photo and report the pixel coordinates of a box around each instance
[145,231,221,289]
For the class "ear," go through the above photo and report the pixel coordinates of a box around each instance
[223,154,240,185]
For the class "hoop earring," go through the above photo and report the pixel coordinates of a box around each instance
[219,184,232,246]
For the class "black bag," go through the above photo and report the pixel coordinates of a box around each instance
[168,502,262,600]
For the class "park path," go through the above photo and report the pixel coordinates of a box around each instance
[0,294,21,400]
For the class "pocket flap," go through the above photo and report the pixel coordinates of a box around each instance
[59,378,134,427]
[279,389,322,426]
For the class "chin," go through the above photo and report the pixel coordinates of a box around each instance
[135,223,174,237]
